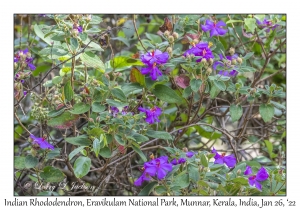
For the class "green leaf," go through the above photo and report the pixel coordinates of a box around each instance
[213,80,226,91]
[130,132,149,143]
[253,156,272,164]
[155,185,167,195]
[65,135,91,146]
[110,56,144,70]
[226,20,244,24]
[40,166,65,182]
[80,52,105,71]
[99,147,111,158]
[46,148,61,160]
[264,140,274,158]
[74,156,91,178]
[115,134,125,146]
[93,139,101,157]
[48,112,78,128]
[153,84,184,104]
[138,181,158,195]
[190,78,202,92]
[270,101,286,110]
[146,130,173,140]
[210,84,221,99]
[200,153,208,167]
[34,24,55,45]
[14,156,26,169]
[32,65,51,77]
[243,52,254,60]
[110,37,130,47]
[64,80,74,102]
[68,102,90,114]
[48,108,65,118]
[111,88,127,102]
[232,177,248,185]
[230,105,243,122]
[70,38,79,52]
[183,86,192,98]
[244,18,257,33]
[238,66,257,72]
[92,103,105,113]
[259,104,275,122]
[39,46,68,58]
[132,144,147,162]
[25,155,38,168]
[122,83,143,96]
[106,99,128,107]
[52,76,62,85]
[69,146,86,161]
[90,15,103,24]
[172,173,189,188]
[145,33,162,43]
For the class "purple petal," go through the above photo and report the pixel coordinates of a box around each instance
[160,163,172,172]
[229,70,238,77]
[214,158,224,165]
[150,66,162,80]
[140,66,151,75]
[256,167,269,182]
[254,180,262,191]
[157,168,167,180]
[211,147,217,154]
[213,61,224,70]
[155,51,169,64]
[248,176,256,186]
[216,20,226,27]
[186,151,194,158]
[210,28,219,37]
[27,63,36,71]
[23,48,29,54]
[171,158,178,165]
[201,19,214,32]
[244,165,253,176]
[141,53,153,65]
[223,154,236,168]
[134,173,151,186]
[216,27,227,36]
[178,158,186,164]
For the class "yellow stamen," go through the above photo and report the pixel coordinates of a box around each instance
[208,42,213,48]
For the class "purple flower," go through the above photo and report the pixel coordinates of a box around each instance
[73,24,83,34]
[186,151,195,158]
[256,18,279,32]
[121,106,129,115]
[211,147,236,168]
[201,19,227,37]
[171,157,186,165]
[178,157,186,164]
[140,49,169,66]
[244,166,269,191]
[140,64,163,80]
[144,156,172,180]
[134,172,151,186]
[23,91,27,96]
[213,54,239,77]
[138,106,162,124]
[30,134,54,150]
[14,48,36,70]
[183,42,214,62]
[110,106,119,117]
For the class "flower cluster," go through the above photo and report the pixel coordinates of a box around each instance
[140,49,169,80]
[211,147,236,168]
[73,24,83,34]
[30,134,54,150]
[134,156,173,186]
[256,18,279,32]
[14,48,36,71]
[183,42,214,62]
[201,19,227,37]
[138,106,162,124]
[110,106,131,117]
[213,54,239,77]
[244,166,269,191]
[171,151,195,165]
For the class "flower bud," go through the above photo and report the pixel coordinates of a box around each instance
[237,169,241,175]
[168,36,174,43]
[206,67,212,75]
[237,57,243,64]
[193,39,199,44]
[201,58,207,64]
[14,62,18,69]
[172,32,179,40]
[209,58,214,65]
[96,116,101,122]
[164,30,170,37]
[88,118,94,123]
[30,148,37,157]
[231,59,237,65]
[183,147,188,152]
[86,15,92,21]
[229,47,235,55]
[166,47,172,54]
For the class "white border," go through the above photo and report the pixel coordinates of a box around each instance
[2,0,299,209]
